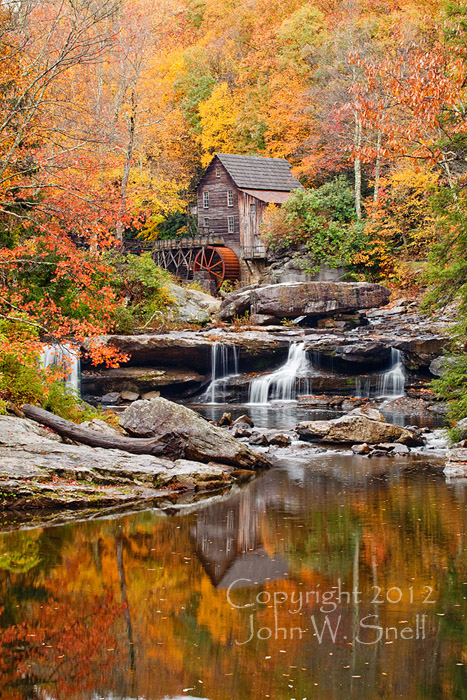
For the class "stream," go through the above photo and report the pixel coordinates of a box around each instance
[1,335,465,698]
[0,447,465,699]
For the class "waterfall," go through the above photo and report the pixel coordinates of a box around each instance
[355,349,405,399]
[376,348,405,398]
[355,376,371,399]
[41,344,81,395]
[248,343,312,405]
[204,342,239,404]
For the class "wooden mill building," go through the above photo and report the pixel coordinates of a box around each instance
[150,153,302,290]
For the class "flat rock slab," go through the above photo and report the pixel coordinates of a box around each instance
[0,416,236,510]
[444,448,467,477]
[394,335,449,369]
[83,331,290,372]
[309,339,391,368]
[83,334,215,372]
[82,366,205,395]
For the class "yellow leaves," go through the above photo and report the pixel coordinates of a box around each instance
[129,169,187,240]
[198,82,240,166]
[356,165,439,282]
[276,4,324,67]
[139,214,166,240]
[150,46,187,106]
[196,576,237,645]
[261,70,311,162]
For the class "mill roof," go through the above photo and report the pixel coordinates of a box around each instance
[212,153,303,191]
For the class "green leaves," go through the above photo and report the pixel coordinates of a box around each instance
[424,186,467,426]
[262,176,358,275]
[103,252,174,333]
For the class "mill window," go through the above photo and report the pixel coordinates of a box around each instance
[203,191,209,209]
[216,166,221,178]
[227,216,234,233]
[227,189,233,207]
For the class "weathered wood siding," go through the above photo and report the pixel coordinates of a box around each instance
[238,190,267,251]
[197,157,241,254]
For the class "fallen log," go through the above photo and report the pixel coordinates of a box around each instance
[22,404,186,459]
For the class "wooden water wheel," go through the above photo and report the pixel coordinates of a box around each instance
[193,246,240,289]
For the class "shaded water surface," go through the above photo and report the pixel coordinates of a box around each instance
[193,403,447,430]
[0,457,465,700]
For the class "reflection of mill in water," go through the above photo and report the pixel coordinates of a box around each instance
[191,490,289,589]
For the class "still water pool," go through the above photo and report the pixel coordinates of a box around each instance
[0,449,465,699]
[192,403,447,430]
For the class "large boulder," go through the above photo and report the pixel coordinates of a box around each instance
[429,355,458,377]
[296,407,423,446]
[266,259,347,285]
[119,397,270,470]
[219,282,390,322]
[218,287,256,321]
[167,283,221,324]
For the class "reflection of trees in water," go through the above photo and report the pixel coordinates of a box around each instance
[0,523,77,629]
[0,593,123,699]
[195,470,364,582]
[0,530,42,574]
[115,535,136,672]
[0,473,465,700]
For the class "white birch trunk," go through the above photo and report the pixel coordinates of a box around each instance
[354,111,362,219]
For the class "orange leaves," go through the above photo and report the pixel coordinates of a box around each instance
[0,228,128,367]
[354,165,438,282]
[350,36,467,166]
[85,339,130,368]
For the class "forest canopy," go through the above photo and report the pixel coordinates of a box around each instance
[2,0,467,259]
[1,0,467,419]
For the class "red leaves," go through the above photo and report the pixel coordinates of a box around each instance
[0,594,124,699]
[348,37,467,166]
[0,230,129,367]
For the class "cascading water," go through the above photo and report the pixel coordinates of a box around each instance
[204,342,240,404]
[376,348,405,398]
[355,348,405,399]
[354,376,371,399]
[41,344,81,395]
[248,343,312,405]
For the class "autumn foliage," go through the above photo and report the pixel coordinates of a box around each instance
[1,0,467,411]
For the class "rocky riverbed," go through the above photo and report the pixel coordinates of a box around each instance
[1,395,463,524]
[0,398,270,513]
[0,416,246,510]
[2,281,464,526]
[80,286,454,406]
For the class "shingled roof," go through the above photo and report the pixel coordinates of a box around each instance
[213,153,302,191]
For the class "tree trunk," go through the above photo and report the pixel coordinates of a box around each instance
[116,89,137,243]
[441,154,459,210]
[22,404,186,459]
[354,111,362,219]
[373,128,382,204]
[115,535,136,670]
